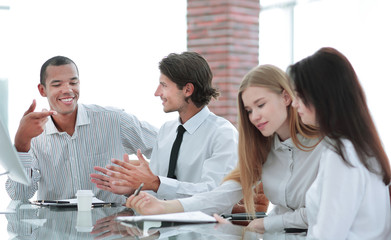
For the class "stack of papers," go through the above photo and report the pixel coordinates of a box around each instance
[116,211,217,223]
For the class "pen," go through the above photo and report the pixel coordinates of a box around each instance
[34,200,70,204]
[92,202,116,208]
[134,183,144,196]
[220,212,267,220]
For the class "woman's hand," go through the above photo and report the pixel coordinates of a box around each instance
[213,213,232,224]
[246,218,265,234]
[126,192,166,215]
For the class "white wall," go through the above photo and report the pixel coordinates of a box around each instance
[2,0,187,139]
[260,0,391,157]
[0,2,186,234]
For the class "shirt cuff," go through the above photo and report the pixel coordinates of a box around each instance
[264,214,284,232]
[156,176,179,200]
[18,151,33,168]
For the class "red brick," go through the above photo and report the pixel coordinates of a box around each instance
[187,0,259,126]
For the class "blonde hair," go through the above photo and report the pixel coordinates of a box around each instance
[224,64,318,215]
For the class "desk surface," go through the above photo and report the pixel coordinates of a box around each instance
[0,200,305,239]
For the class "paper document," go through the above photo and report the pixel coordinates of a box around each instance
[116,211,217,223]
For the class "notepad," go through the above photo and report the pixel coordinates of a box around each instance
[116,211,217,223]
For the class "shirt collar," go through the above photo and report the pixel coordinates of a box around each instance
[273,134,295,151]
[273,133,320,151]
[177,106,210,135]
[45,104,90,135]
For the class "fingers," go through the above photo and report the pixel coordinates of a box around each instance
[95,184,112,191]
[123,153,130,163]
[128,192,156,212]
[91,167,112,181]
[137,149,149,166]
[95,215,113,225]
[110,159,137,171]
[126,226,143,237]
[23,100,56,118]
[23,109,56,122]
[14,102,55,152]
[91,219,110,234]
[41,108,58,116]
[246,218,265,233]
[213,214,231,224]
[23,100,57,120]
[112,179,135,187]
[93,166,110,175]
[90,173,109,183]
[90,172,112,190]
[136,149,148,165]
[106,165,130,177]
[105,167,136,185]
[24,100,36,116]
[100,161,137,184]
[94,230,112,239]
[126,195,135,208]
[126,193,146,209]
[32,110,56,119]
[136,195,152,211]
[107,171,136,185]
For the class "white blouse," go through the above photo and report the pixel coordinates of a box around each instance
[180,134,326,232]
[262,134,325,232]
[306,139,391,239]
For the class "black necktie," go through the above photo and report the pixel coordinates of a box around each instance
[167,125,186,179]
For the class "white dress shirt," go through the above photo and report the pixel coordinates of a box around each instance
[306,138,391,240]
[179,134,325,232]
[149,106,238,200]
[6,104,158,203]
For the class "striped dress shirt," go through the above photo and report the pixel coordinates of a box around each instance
[6,104,157,203]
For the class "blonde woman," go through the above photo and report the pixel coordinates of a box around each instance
[126,64,324,233]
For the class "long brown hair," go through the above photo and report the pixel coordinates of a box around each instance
[224,64,318,215]
[288,47,391,185]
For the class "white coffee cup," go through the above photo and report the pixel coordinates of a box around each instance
[76,190,94,211]
[76,210,93,232]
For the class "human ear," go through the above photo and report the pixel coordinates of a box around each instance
[282,90,292,106]
[184,83,194,97]
[38,84,47,97]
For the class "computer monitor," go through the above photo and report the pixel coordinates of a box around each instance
[0,119,30,186]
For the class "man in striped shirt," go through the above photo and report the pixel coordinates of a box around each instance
[6,56,157,203]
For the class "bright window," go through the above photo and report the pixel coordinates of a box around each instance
[259,0,391,157]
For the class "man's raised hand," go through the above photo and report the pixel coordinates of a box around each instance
[14,100,56,152]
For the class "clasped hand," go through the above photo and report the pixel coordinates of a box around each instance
[90,149,160,196]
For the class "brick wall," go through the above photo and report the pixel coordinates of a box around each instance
[187,0,260,126]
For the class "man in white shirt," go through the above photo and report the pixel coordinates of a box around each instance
[6,56,157,203]
[91,52,238,200]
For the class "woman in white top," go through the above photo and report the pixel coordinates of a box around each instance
[125,64,325,233]
[289,47,391,239]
